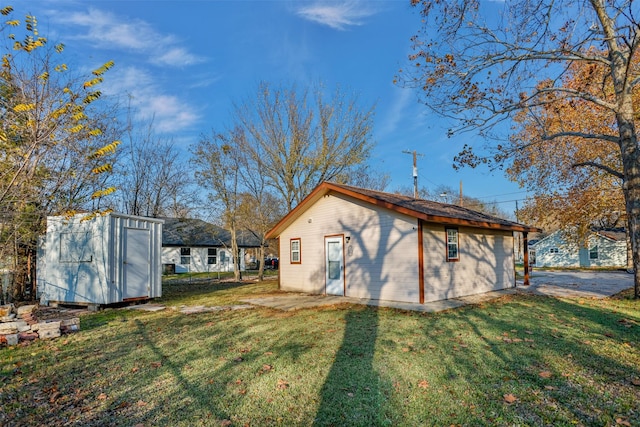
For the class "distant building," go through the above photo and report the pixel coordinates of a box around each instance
[161,218,262,274]
[531,228,627,268]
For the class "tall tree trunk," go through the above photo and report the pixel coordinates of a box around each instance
[230,222,241,282]
[618,109,640,298]
[258,241,265,281]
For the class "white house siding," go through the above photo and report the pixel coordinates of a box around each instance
[278,193,421,303]
[422,225,514,302]
[533,231,580,267]
[533,231,626,268]
[161,247,244,273]
[587,235,626,267]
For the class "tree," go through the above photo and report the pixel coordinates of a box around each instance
[399,0,640,297]
[191,129,244,281]
[0,7,118,301]
[115,116,196,218]
[235,82,376,211]
[507,58,628,248]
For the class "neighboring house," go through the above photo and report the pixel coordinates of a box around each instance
[531,228,627,268]
[161,218,262,274]
[37,213,164,306]
[266,182,540,304]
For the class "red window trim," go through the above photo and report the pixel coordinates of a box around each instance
[445,227,460,262]
[290,238,302,264]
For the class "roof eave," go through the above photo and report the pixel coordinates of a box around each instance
[266,182,541,237]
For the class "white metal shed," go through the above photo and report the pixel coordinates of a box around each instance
[37,213,163,306]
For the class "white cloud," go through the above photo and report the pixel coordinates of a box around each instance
[297,1,377,30]
[103,66,201,133]
[59,8,204,67]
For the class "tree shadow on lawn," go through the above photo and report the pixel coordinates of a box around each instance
[442,294,640,425]
[313,307,391,426]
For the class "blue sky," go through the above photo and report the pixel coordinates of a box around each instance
[13,0,528,215]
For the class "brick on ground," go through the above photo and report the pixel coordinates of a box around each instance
[60,318,80,333]
[16,304,38,316]
[5,333,18,346]
[38,329,61,339]
[18,332,38,342]
[31,320,61,332]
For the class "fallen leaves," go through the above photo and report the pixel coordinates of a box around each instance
[503,393,518,404]
[538,371,552,379]
[417,380,429,389]
[277,379,289,389]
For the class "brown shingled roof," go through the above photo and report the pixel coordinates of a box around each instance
[267,181,540,238]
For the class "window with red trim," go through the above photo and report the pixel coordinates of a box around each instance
[290,238,301,264]
[446,228,459,262]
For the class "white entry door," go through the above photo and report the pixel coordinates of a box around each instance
[325,236,344,296]
[124,228,150,299]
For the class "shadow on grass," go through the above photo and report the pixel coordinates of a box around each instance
[446,295,640,425]
[313,307,390,426]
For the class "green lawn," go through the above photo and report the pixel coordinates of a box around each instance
[1,279,639,426]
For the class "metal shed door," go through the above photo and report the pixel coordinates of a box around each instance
[325,236,344,296]
[124,228,150,299]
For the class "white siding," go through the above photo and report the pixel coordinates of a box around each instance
[279,193,421,303]
[422,225,514,302]
[588,235,626,267]
[532,230,626,268]
[161,247,244,273]
[38,213,163,305]
[533,231,580,267]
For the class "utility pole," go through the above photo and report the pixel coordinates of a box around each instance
[402,150,424,199]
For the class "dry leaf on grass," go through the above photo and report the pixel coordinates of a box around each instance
[97,393,107,400]
[277,379,289,389]
[544,385,557,390]
[616,418,632,426]
[539,371,552,378]
[418,380,429,389]
[150,361,162,368]
[503,394,518,404]
[631,378,640,386]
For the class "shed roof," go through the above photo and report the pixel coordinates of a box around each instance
[267,182,540,238]
[162,217,262,248]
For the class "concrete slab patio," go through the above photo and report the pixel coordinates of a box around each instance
[241,271,632,313]
[240,288,519,313]
[517,270,633,299]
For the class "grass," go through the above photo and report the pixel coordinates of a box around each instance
[1,279,639,426]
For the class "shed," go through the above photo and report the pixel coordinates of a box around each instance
[266,182,540,304]
[531,228,627,268]
[37,213,163,306]
[161,217,263,274]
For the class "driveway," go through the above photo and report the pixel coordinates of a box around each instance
[517,270,633,298]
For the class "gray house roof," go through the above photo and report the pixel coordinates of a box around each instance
[268,182,540,238]
[162,218,262,248]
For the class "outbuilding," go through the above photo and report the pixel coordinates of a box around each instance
[37,213,163,307]
[266,182,540,304]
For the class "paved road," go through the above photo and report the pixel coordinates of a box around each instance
[517,270,633,298]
